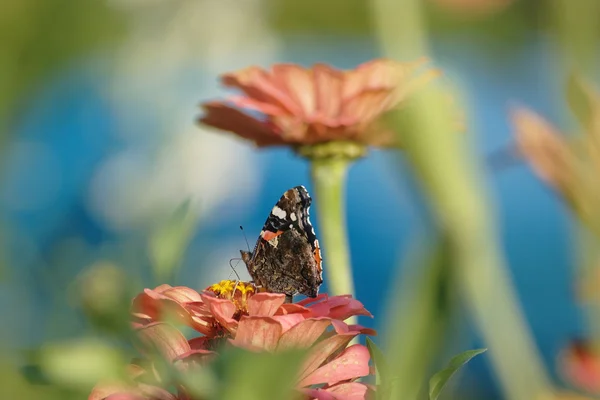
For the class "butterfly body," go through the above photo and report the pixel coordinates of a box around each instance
[240,186,323,300]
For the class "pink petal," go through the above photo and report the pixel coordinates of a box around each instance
[310,296,372,320]
[277,318,331,351]
[559,340,600,394]
[347,324,378,336]
[230,316,283,352]
[299,344,370,387]
[300,388,336,400]
[160,286,204,303]
[272,313,306,334]
[136,322,191,362]
[174,349,217,371]
[276,303,312,316]
[199,102,285,147]
[227,95,288,116]
[247,292,287,316]
[188,336,211,350]
[222,66,302,116]
[89,382,133,400]
[272,64,316,118]
[200,294,238,331]
[153,284,174,294]
[297,293,329,306]
[297,333,357,383]
[340,89,391,127]
[313,64,344,122]
[324,382,369,399]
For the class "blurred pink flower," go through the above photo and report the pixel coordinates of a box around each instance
[558,339,600,395]
[90,281,375,400]
[199,58,440,148]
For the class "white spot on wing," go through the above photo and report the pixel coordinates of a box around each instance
[269,235,279,248]
[271,205,287,220]
[290,212,297,221]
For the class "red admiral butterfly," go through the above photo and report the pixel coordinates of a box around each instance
[241,186,323,302]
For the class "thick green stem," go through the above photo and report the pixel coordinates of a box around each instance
[310,157,355,299]
[371,1,553,399]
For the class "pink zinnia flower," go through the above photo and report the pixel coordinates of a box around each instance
[90,280,376,400]
[199,58,440,148]
[558,339,600,395]
[511,77,600,227]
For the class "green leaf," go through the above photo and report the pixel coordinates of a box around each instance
[366,337,388,385]
[429,348,487,400]
[209,347,306,400]
[38,338,126,390]
[148,199,198,282]
[566,74,596,130]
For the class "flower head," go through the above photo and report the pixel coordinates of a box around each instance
[199,58,440,153]
[511,78,600,227]
[91,280,375,399]
[558,339,600,395]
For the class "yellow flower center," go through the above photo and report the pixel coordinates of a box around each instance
[206,280,257,316]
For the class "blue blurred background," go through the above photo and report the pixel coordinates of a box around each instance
[0,0,594,398]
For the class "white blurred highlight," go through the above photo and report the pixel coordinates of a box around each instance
[89,0,280,231]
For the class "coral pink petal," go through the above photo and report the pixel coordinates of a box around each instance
[313,64,344,122]
[272,313,306,334]
[247,292,287,316]
[276,303,311,316]
[277,318,331,351]
[174,349,217,371]
[301,388,336,400]
[200,102,284,146]
[227,96,287,116]
[559,341,600,394]
[341,89,391,127]
[152,284,174,294]
[136,322,191,362]
[89,382,133,400]
[222,67,302,115]
[297,293,329,306]
[310,297,372,320]
[272,64,316,118]
[161,286,204,303]
[188,336,211,350]
[297,333,357,382]
[200,294,238,331]
[324,382,370,399]
[299,344,371,387]
[231,316,283,352]
[347,324,378,336]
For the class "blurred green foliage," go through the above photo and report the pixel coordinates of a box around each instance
[0,0,125,145]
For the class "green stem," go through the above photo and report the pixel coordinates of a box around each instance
[310,157,355,299]
[371,1,553,399]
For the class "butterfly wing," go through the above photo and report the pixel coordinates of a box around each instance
[241,186,323,298]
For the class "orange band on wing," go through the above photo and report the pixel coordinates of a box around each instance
[314,245,323,270]
[261,230,284,241]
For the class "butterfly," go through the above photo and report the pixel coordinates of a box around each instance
[241,186,323,302]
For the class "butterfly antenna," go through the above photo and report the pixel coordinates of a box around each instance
[240,225,251,252]
[228,258,241,281]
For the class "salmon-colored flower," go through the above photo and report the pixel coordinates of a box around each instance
[199,58,440,150]
[511,77,600,227]
[558,339,600,395]
[90,281,375,400]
